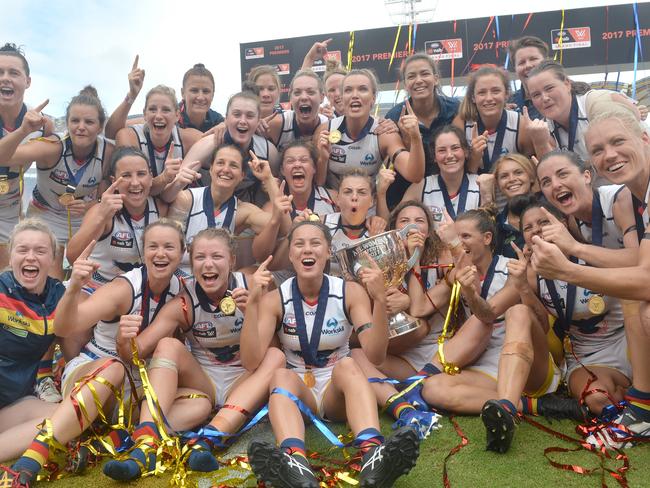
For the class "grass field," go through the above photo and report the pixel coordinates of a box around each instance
[39,413,650,488]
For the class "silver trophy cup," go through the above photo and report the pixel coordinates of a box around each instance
[334,224,422,338]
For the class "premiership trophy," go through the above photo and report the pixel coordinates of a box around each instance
[335,224,422,338]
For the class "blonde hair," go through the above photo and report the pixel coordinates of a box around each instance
[9,218,57,256]
[189,228,236,260]
[142,218,186,253]
[493,153,538,193]
[343,69,379,95]
[145,85,178,110]
[586,99,644,136]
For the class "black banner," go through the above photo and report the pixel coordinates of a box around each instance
[241,3,650,102]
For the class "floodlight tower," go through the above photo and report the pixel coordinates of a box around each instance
[384,0,437,25]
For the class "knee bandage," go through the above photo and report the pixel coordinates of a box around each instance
[149,357,178,373]
[501,341,534,364]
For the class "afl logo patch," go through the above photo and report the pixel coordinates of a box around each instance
[330,147,346,164]
[111,231,134,248]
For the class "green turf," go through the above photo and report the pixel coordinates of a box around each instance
[39,414,650,487]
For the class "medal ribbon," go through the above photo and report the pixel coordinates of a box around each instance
[144,128,172,177]
[544,256,578,339]
[336,116,375,144]
[202,188,236,230]
[62,137,96,189]
[552,94,578,152]
[631,190,648,243]
[480,255,500,299]
[477,110,507,172]
[139,267,171,331]
[120,201,151,262]
[438,173,469,220]
[289,185,317,219]
[292,276,330,367]
[590,190,604,246]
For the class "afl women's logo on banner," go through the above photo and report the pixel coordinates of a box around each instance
[425,39,463,60]
[551,27,591,50]
[245,47,264,60]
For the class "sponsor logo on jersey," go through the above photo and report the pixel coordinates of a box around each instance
[283,312,297,334]
[83,176,98,188]
[111,231,134,248]
[361,153,376,166]
[193,321,216,338]
[49,169,69,186]
[330,146,346,164]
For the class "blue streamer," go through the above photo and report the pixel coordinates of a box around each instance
[182,405,269,447]
[272,387,344,447]
[632,2,643,99]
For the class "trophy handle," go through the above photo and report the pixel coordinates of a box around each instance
[397,224,421,272]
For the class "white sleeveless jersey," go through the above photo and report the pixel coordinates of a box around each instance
[276,110,328,151]
[86,267,184,358]
[184,272,247,367]
[465,110,520,172]
[421,173,481,219]
[130,124,184,177]
[180,187,238,276]
[0,106,44,212]
[31,134,107,212]
[278,275,352,370]
[290,186,337,219]
[576,185,625,249]
[538,268,625,352]
[546,93,590,162]
[326,116,382,189]
[90,197,161,284]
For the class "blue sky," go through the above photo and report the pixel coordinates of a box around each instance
[1,0,640,118]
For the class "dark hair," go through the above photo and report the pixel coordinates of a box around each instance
[288,220,332,246]
[0,43,29,76]
[431,125,470,169]
[182,63,215,90]
[290,69,324,95]
[519,200,566,233]
[537,149,588,174]
[527,60,590,95]
[401,52,440,94]
[189,227,236,260]
[109,146,149,176]
[212,143,246,168]
[66,85,106,127]
[280,140,318,168]
[389,200,444,265]
[456,207,498,250]
[459,65,511,122]
[226,90,261,116]
[508,36,549,61]
[508,193,540,219]
[241,80,260,96]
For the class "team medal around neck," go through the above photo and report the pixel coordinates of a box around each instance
[304,370,316,388]
[588,295,606,315]
[328,130,342,144]
[0,176,8,195]
[219,290,237,315]
[58,184,76,205]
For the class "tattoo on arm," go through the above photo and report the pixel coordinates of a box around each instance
[356,322,373,334]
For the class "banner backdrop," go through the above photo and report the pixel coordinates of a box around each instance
[240,3,649,102]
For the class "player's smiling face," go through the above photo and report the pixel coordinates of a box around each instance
[210,146,244,192]
[226,97,259,145]
[10,230,54,295]
[289,224,330,277]
[191,236,233,296]
[0,55,30,108]
[143,226,183,281]
[537,154,591,215]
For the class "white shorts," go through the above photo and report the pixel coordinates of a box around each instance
[26,202,82,245]
[62,350,141,420]
[468,348,562,398]
[566,331,632,382]
[200,362,248,407]
[398,340,437,373]
[291,366,333,418]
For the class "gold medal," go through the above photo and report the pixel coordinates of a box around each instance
[0,177,9,195]
[58,192,76,206]
[328,130,341,144]
[303,370,316,388]
[308,213,320,222]
[219,295,237,315]
[588,295,606,315]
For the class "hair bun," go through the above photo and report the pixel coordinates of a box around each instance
[193,63,206,69]
[241,80,260,96]
[79,85,99,99]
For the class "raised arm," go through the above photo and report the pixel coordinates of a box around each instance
[105,55,145,139]
[384,99,424,183]
[240,257,280,370]
[0,100,57,168]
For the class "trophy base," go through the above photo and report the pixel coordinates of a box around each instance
[388,312,421,339]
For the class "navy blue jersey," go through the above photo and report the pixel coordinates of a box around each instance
[0,272,65,407]
[178,102,224,133]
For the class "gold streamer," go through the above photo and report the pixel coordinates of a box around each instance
[554,10,565,64]
[437,281,462,375]
[347,31,355,71]
[387,25,403,71]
